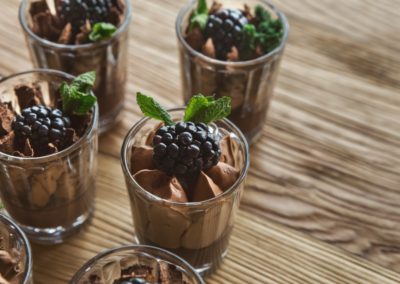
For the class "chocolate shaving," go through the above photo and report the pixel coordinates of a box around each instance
[46,143,58,154]
[185,26,205,51]
[122,264,152,277]
[0,250,17,265]
[209,1,223,14]
[33,11,60,39]
[227,46,239,61]
[255,45,264,57]
[202,38,216,58]
[75,20,91,44]
[29,0,49,17]
[58,22,72,44]
[116,0,125,13]
[243,4,254,21]
[23,138,34,157]
[12,151,24,157]
[158,262,184,283]
[0,103,14,136]
[0,132,15,155]
[70,113,91,136]
[14,84,44,109]
[108,6,123,26]
[64,128,79,148]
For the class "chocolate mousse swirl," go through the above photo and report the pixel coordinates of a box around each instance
[131,135,240,202]
[131,93,239,203]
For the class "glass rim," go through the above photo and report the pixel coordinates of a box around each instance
[0,213,33,284]
[18,0,132,50]
[121,107,250,207]
[176,0,289,67]
[0,69,98,163]
[70,244,205,284]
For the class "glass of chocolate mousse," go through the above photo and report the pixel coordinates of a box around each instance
[0,214,33,284]
[0,70,98,244]
[19,0,132,133]
[121,94,249,275]
[71,245,205,284]
[176,0,289,143]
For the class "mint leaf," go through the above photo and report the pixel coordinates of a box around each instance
[184,95,211,122]
[136,92,174,126]
[240,24,257,60]
[72,71,96,93]
[254,6,283,53]
[189,0,208,32]
[257,18,283,52]
[60,72,97,115]
[89,22,117,42]
[199,96,231,124]
[184,95,231,124]
[196,0,208,14]
[71,90,97,114]
[190,14,208,31]
[240,6,283,59]
[255,5,271,22]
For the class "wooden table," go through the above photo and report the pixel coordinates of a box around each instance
[1,0,399,283]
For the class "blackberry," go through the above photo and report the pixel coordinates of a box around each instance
[12,105,71,150]
[58,0,116,31]
[204,8,248,60]
[152,122,221,176]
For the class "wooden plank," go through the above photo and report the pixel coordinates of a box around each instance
[0,0,398,282]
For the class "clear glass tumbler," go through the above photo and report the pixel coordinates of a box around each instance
[176,0,289,143]
[71,245,205,283]
[19,0,132,133]
[0,70,98,244]
[0,213,33,284]
[121,108,249,276]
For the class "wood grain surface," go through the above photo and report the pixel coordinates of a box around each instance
[0,0,399,283]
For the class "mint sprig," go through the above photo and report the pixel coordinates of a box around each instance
[136,93,231,125]
[189,0,208,32]
[136,93,174,126]
[89,22,117,42]
[240,5,283,60]
[184,95,231,124]
[60,71,97,115]
[241,24,257,60]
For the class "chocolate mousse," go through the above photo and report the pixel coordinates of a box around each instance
[23,0,129,132]
[178,0,287,142]
[0,72,97,233]
[126,93,246,272]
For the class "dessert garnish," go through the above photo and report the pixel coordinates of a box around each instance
[0,72,97,157]
[29,0,124,44]
[186,0,284,60]
[132,93,240,202]
[137,93,230,176]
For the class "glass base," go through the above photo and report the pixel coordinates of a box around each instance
[98,102,124,134]
[134,236,228,277]
[243,123,264,145]
[194,249,227,277]
[16,208,93,245]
